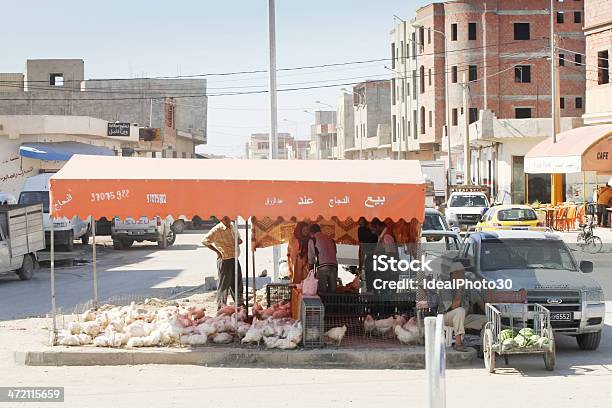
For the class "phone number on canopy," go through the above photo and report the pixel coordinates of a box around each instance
[90,190,130,202]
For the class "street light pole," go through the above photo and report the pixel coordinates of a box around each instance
[268,0,280,281]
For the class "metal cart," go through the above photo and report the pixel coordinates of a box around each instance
[482,302,556,373]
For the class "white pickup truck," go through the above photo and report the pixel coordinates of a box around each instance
[445,189,490,230]
[0,204,45,280]
[18,173,90,251]
[111,216,175,250]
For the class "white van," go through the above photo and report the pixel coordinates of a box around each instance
[18,173,90,251]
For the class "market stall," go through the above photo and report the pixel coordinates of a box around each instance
[48,155,426,348]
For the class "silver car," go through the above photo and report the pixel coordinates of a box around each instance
[462,229,604,350]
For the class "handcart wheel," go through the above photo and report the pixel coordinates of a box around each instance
[483,328,496,373]
[544,328,555,371]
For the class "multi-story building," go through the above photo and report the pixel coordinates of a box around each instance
[0,115,138,196]
[245,133,293,159]
[309,111,337,159]
[335,93,354,159]
[583,0,612,124]
[0,59,207,159]
[390,0,586,168]
[344,80,392,160]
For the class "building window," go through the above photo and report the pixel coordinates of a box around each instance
[429,111,433,128]
[469,108,478,124]
[575,97,583,109]
[402,116,406,140]
[556,12,564,23]
[420,66,425,93]
[468,65,478,81]
[419,27,425,51]
[560,97,565,109]
[412,69,417,96]
[413,110,418,140]
[400,40,404,63]
[515,107,532,118]
[575,54,582,65]
[515,65,531,82]
[391,78,396,105]
[411,32,417,59]
[420,107,426,134]
[428,68,432,86]
[452,108,458,126]
[514,23,530,40]
[392,115,397,142]
[559,53,565,66]
[468,23,477,40]
[49,73,64,86]
[427,28,431,44]
[451,66,458,83]
[598,50,609,84]
[391,43,396,69]
[574,11,582,24]
[151,151,156,158]
[451,23,458,41]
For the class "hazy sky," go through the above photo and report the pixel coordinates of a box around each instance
[3,0,428,156]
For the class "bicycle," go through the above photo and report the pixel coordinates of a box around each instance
[576,220,603,253]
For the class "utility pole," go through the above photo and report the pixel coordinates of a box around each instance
[463,72,471,185]
[268,0,280,280]
[550,0,562,205]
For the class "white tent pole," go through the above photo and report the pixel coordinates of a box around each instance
[50,217,57,346]
[91,216,98,308]
[234,219,239,331]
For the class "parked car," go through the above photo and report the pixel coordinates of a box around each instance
[462,229,604,350]
[111,216,175,249]
[476,204,542,230]
[18,173,90,251]
[445,190,490,230]
[0,204,45,280]
[424,208,457,232]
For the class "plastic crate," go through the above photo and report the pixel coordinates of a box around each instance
[266,283,292,307]
[301,296,325,348]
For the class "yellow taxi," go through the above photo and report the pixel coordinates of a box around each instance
[476,204,542,230]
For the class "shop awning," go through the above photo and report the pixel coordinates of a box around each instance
[19,142,115,161]
[524,124,612,174]
[49,155,426,221]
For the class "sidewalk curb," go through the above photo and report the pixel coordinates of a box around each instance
[15,347,476,369]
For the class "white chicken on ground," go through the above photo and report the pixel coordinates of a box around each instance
[374,316,395,338]
[325,325,347,346]
[394,324,419,345]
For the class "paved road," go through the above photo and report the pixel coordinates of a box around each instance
[0,233,275,320]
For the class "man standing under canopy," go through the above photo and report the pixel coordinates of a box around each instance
[202,216,244,309]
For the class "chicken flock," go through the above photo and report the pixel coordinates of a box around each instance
[56,300,422,349]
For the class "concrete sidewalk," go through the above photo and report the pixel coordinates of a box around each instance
[4,317,476,369]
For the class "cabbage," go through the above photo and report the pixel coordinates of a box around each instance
[498,329,514,342]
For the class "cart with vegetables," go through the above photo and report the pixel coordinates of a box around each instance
[482,297,555,373]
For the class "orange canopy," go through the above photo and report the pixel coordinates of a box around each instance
[49,155,426,222]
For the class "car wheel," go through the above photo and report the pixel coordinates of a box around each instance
[122,239,134,248]
[576,331,601,350]
[65,231,74,252]
[17,254,34,280]
[112,239,125,250]
[172,220,185,234]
